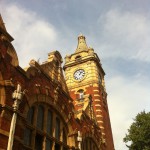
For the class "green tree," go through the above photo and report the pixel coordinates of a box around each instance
[123,111,150,150]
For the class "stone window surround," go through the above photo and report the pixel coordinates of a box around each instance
[23,103,69,150]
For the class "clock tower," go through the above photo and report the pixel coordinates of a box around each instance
[63,34,114,150]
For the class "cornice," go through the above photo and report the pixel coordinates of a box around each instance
[63,56,105,75]
[67,80,106,92]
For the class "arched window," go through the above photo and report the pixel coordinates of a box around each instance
[78,89,84,99]
[24,128,32,146]
[55,117,61,149]
[82,137,98,150]
[35,133,43,150]
[24,104,70,149]
[46,138,52,150]
[89,139,92,150]
[37,105,44,130]
[98,73,102,83]
[85,139,88,150]
[55,117,60,140]
[81,140,84,150]
[47,110,53,136]
[63,128,67,144]
[24,107,34,146]
[27,107,34,124]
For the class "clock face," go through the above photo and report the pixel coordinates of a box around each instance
[74,69,85,80]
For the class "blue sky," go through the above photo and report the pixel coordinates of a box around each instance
[1,0,150,149]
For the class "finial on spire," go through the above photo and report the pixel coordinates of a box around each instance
[79,33,83,37]
[75,34,88,53]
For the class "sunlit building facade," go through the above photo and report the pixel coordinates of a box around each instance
[0,15,114,150]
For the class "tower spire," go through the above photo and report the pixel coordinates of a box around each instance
[0,14,7,31]
[75,34,88,53]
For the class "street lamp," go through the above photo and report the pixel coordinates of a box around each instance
[7,84,24,150]
[77,131,82,150]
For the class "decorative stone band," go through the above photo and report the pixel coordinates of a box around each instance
[93,94,100,97]
[93,89,99,92]
[95,104,101,107]
[94,99,101,102]
[97,120,104,123]
[99,125,104,129]
[96,115,103,117]
[96,110,102,112]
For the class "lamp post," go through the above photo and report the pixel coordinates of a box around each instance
[77,131,82,150]
[7,84,23,150]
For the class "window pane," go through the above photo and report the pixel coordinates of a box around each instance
[27,107,34,124]
[47,110,53,136]
[63,147,68,150]
[89,140,92,150]
[81,140,84,150]
[55,117,60,140]
[78,89,84,99]
[35,134,43,150]
[55,143,60,150]
[24,128,32,146]
[37,105,44,130]
[46,139,52,150]
[79,93,84,99]
[85,139,88,150]
[63,128,67,144]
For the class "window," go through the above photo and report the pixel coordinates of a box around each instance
[81,140,84,150]
[27,107,34,124]
[79,92,84,99]
[24,104,70,150]
[55,143,60,150]
[63,128,67,144]
[46,138,52,150]
[82,137,98,150]
[89,140,92,150]
[37,105,44,130]
[85,139,88,150]
[75,55,82,61]
[47,110,53,136]
[63,147,68,150]
[98,74,102,83]
[24,107,34,146]
[24,128,32,146]
[78,89,84,99]
[55,117,60,140]
[35,134,43,150]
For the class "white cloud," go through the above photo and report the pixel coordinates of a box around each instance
[99,9,150,62]
[1,3,57,67]
[106,75,150,150]
[97,9,150,150]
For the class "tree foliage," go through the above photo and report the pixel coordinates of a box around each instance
[123,111,150,150]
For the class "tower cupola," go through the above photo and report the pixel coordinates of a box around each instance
[75,34,88,53]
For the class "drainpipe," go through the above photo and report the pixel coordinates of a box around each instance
[7,84,24,150]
